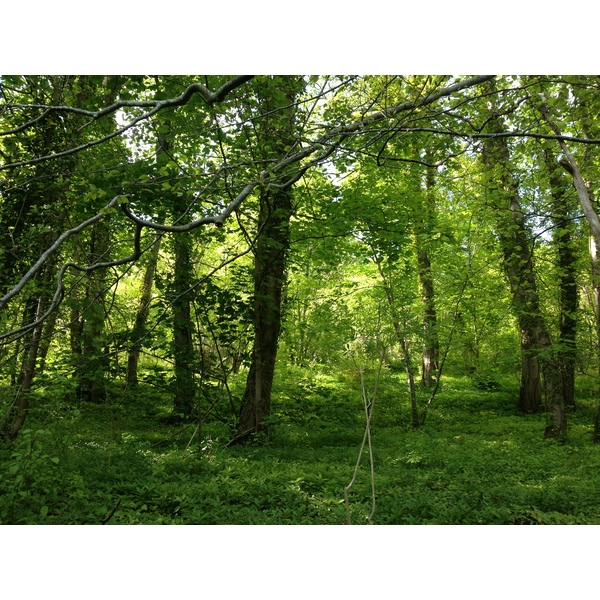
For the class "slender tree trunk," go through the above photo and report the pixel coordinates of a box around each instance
[417,246,438,386]
[126,235,162,388]
[36,291,59,376]
[2,266,52,442]
[544,149,578,408]
[3,317,44,442]
[591,236,600,442]
[375,261,419,428]
[0,77,81,437]
[415,164,439,387]
[545,83,600,438]
[77,221,110,403]
[75,77,124,403]
[592,237,600,361]
[9,336,22,387]
[69,280,84,392]
[171,212,196,420]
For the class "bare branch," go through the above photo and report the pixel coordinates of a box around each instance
[327,76,496,137]
[0,220,143,345]
[539,102,600,247]
[258,77,496,181]
[0,195,126,312]
[389,126,600,145]
[0,74,501,338]
[0,76,254,171]
[120,182,257,232]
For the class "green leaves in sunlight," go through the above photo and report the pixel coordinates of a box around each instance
[2,373,600,524]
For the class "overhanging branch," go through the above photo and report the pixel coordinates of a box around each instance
[120,182,257,232]
[0,76,254,171]
[539,101,600,247]
[0,195,126,312]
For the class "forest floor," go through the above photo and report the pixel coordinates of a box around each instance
[2,370,600,524]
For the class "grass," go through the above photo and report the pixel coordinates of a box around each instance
[2,370,600,524]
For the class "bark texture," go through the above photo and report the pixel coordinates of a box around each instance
[482,92,566,437]
[591,234,600,442]
[77,221,110,403]
[544,149,578,408]
[2,266,52,442]
[235,76,304,442]
[418,164,440,387]
[236,185,293,439]
[171,212,196,420]
[126,235,162,388]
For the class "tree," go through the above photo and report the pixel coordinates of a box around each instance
[415,161,440,387]
[543,148,578,408]
[235,76,306,441]
[481,81,566,437]
[0,76,106,437]
[125,234,162,388]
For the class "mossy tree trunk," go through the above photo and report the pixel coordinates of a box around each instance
[544,149,578,409]
[235,76,304,442]
[415,164,439,387]
[126,235,162,389]
[482,90,566,438]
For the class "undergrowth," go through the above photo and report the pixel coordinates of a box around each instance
[2,370,600,524]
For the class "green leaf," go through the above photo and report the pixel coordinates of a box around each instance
[40,506,49,518]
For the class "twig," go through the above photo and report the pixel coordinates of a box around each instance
[539,98,600,247]
[100,498,121,524]
[149,423,193,448]
[344,347,384,525]
[183,424,200,454]
[420,271,471,426]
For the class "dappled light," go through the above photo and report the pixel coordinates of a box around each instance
[2,75,600,524]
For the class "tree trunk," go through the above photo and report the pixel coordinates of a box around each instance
[235,76,304,442]
[482,89,566,437]
[548,82,600,438]
[74,77,124,403]
[2,266,52,442]
[236,185,293,439]
[126,235,162,388]
[417,246,438,386]
[377,264,419,428]
[171,214,196,420]
[0,77,82,438]
[415,164,439,387]
[544,149,578,408]
[77,221,110,403]
[36,289,59,376]
[591,236,600,442]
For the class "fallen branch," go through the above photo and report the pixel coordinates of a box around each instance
[100,498,121,525]
[149,423,194,448]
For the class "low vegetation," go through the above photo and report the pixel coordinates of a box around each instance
[3,370,600,525]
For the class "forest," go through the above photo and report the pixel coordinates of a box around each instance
[2,74,600,526]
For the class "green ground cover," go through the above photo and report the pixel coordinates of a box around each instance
[2,372,600,525]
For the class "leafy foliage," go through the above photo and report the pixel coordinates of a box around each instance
[2,373,600,524]
[3,75,600,523]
